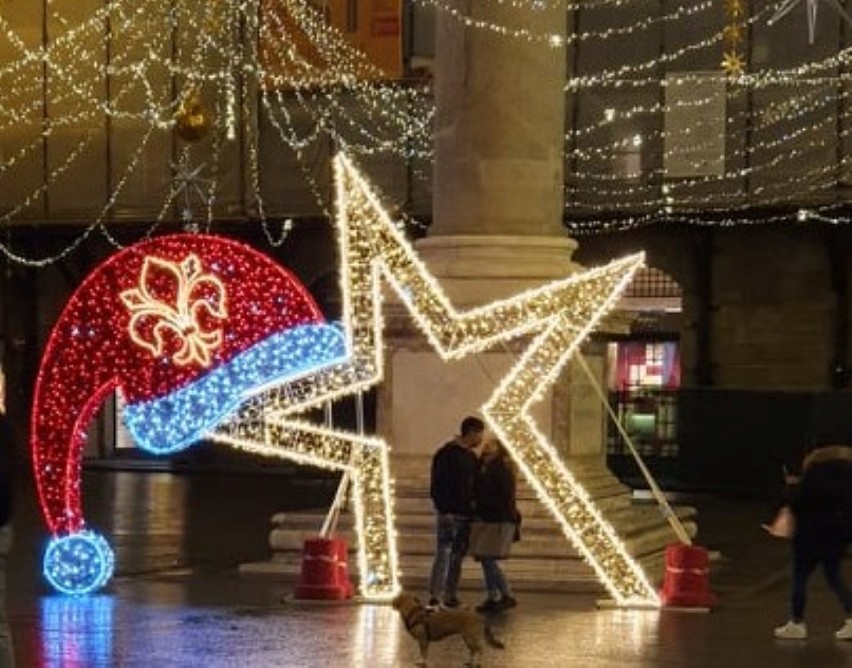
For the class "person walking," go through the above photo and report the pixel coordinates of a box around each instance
[428,415,484,609]
[773,443,852,641]
[472,436,518,614]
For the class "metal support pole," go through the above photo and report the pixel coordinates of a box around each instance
[575,351,692,545]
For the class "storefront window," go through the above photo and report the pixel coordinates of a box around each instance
[607,340,680,458]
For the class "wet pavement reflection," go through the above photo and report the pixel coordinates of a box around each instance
[6,469,852,666]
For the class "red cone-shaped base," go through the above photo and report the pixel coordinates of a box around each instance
[660,543,718,609]
[293,537,354,601]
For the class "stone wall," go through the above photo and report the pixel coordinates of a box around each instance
[572,224,852,492]
[572,225,847,392]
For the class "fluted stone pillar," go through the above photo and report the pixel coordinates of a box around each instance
[380,1,610,463]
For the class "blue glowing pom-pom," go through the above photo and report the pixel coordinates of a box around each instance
[43,532,115,595]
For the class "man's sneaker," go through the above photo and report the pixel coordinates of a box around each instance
[836,619,852,640]
[426,597,441,611]
[774,621,807,640]
[475,598,501,614]
[497,595,517,611]
[442,597,461,609]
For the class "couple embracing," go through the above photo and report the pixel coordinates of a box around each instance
[428,415,520,614]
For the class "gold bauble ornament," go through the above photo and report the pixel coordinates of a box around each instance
[173,92,212,143]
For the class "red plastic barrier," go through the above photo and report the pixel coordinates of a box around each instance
[293,537,354,601]
[660,543,718,609]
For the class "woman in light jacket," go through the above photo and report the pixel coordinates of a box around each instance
[473,437,518,614]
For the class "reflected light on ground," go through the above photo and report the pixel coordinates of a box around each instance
[112,473,187,537]
[594,607,660,654]
[351,604,399,668]
[110,473,187,572]
[40,595,115,667]
[350,603,399,668]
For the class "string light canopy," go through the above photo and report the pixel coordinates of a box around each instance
[213,153,657,606]
[3,1,852,250]
[0,0,433,265]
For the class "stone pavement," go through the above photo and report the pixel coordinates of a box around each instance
[5,469,852,667]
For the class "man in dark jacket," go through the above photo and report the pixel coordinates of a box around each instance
[774,444,852,641]
[428,415,484,609]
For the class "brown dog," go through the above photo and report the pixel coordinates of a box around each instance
[392,592,505,666]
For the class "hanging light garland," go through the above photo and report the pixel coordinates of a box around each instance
[722,0,747,78]
[0,0,433,264]
[3,0,852,255]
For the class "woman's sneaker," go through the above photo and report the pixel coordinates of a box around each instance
[475,598,501,613]
[774,621,807,640]
[836,619,852,640]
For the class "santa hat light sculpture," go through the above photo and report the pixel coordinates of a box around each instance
[31,234,347,594]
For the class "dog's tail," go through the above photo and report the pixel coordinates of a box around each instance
[484,624,505,650]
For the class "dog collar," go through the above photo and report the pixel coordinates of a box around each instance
[403,607,431,640]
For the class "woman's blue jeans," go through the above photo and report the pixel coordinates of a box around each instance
[480,557,510,599]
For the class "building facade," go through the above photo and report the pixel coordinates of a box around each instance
[2,2,852,490]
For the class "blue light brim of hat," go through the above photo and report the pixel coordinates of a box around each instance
[123,322,348,454]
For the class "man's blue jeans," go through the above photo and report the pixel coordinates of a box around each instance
[429,515,470,602]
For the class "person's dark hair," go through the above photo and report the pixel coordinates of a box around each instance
[460,416,484,437]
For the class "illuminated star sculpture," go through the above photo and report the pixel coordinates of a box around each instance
[213,154,658,606]
[767,0,852,44]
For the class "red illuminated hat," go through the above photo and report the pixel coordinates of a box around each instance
[32,234,346,593]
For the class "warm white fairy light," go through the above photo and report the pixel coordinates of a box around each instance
[214,417,401,600]
[722,0,747,78]
[213,153,657,605]
[569,1,714,46]
[413,0,565,45]
[797,208,852,224]
[4,0,852,252]
[0,0,434,265]
[565,55,852,220]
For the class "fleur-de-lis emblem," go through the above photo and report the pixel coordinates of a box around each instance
[120,254,227,367]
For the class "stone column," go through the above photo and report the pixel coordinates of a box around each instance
[430,2,566,239]
[380,1,610,464]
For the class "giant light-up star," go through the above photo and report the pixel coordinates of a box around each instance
[212,153,658,606]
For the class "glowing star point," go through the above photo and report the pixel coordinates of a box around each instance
[722,51,745,78]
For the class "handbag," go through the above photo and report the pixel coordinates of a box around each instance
[469,521,517,559]
[762,505,795,539]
